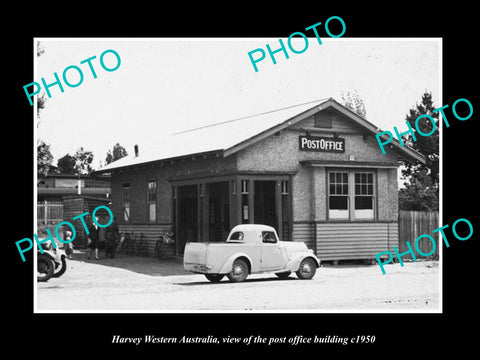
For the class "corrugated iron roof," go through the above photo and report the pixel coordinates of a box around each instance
[95,98,425,172]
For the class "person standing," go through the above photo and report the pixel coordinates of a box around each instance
[105,216,120,258]
[64,230,74,259]
[98,221,107,258]
[87,216,100,260]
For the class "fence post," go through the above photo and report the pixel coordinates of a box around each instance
[44,200,48,225]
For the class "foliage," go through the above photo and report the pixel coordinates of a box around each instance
[340,90,367,118]
[56,154,77,174]
[399,92,439,211]
[74,147,94,174]
[36,41,46,120]
[105,143,128,165]
[37,140,54,178]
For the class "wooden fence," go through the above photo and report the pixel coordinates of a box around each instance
[398,210,439,260]
[37,201,63,225]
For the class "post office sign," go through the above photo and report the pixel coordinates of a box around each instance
[299,135,345,153]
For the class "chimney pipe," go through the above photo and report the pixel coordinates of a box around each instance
[134,144,139,157]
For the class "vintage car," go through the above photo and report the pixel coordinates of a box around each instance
[37,242,67,282]
[184,224,320,282]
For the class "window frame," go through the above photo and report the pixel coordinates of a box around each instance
[327,170,376,221]
[228,231,245,242]
[328,171,350,220]
[262,231,278,244]
[353,172,375,220]
[122,183,130,223]
[147,179,157,223]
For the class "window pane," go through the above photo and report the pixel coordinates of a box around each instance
[148,181,156,202]
[329,196,349,219]
[230,231,244,241]
[330,172,335,183]
[330,184,335,194]
[149,203,156,222]
[355,196,373,209]
[367,184,373,195]
[368,173,373,183]
[354,196,373,219]
[342,184,348,194]
[262,231,277,243]
[330,196,348,210]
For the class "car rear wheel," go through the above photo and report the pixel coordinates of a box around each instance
[296,258,317,280]
[227,259,249,282]
[205,274,225,283]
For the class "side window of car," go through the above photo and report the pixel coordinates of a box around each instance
[262,231,277,243]
[230,231,244,241]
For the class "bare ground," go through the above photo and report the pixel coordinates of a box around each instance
[36,250,440,312]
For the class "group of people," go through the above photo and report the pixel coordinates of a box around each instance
[63,214,120,260]
[87,215,120,260]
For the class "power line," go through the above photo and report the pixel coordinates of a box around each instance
[171,98,330,135]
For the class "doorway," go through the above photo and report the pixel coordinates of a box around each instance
[177,185,198,254]
[254,181,277,229]
[207,182,230,242]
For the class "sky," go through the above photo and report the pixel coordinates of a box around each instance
[35,38,441,170]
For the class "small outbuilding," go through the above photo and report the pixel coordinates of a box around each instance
[95,98,425,260]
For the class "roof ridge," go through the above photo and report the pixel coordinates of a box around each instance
[171,98,330,136]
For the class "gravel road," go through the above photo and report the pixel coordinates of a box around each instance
[36,251,440,312]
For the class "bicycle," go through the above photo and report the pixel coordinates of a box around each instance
[135,233,148,257]
[120,232,135,256]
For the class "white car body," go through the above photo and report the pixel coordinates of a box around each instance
[184,224,320,282]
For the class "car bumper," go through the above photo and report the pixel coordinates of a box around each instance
[184,263,214,274]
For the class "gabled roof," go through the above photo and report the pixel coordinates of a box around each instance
[95,98,425,173]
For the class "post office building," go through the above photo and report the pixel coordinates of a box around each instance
[95,98,425,261]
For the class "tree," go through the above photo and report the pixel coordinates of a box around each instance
[57,154,77,174]
[36,41,46,121]
[340,90,367,118]
[74,147,94,174]
[398,92,439,211]
[37,140,54,178]
[105,143,128,165]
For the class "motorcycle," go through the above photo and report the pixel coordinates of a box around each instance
[37,243,67,282]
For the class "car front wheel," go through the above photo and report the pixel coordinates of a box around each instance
[37,254,55,282]
[296,258,317,280]
[53,256,67,277]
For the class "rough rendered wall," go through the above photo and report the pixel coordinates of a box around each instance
[236,129,399,222]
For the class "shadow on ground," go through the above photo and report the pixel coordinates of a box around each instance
[71,250,191,277]
[174,275,298,286]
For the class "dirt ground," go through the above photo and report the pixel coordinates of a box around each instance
[36,250,440,312]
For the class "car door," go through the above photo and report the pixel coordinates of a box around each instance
[260,231,285,271]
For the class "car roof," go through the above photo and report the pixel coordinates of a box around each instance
[230,224,276,233]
